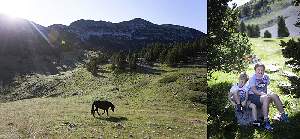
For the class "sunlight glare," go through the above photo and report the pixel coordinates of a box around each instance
[0,0,32,19]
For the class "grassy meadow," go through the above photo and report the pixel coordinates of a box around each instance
[208,37,300,139]
[0,64,206,138]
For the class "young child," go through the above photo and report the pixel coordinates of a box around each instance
[228,72,261,126]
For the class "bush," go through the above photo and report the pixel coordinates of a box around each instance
[281,39,300,97]
[264,30,272,38]
[86,57,98,76]
[86,53,108,76]
[111,52,127,71]
[288,76,300,97]
[208,81,238,138]
[281,38,300,71]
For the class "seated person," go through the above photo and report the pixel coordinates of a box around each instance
[248,63,288,131]
[228,72,260,126]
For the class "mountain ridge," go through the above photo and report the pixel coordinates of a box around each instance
[0,14,205,84]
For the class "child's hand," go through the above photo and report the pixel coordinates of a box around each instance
[260,92,266,96]
[241,101,246,107]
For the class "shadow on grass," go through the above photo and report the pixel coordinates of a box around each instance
[96,116,128,123]
[208,80,300,138]
[95,74,107,78]
[113,64,166,75]
[269,111,300,139]
[263,39,275,42]
[208,81,258,138]
[98,69,111,74]
[208,81,239,138]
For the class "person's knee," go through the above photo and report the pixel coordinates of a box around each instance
[261,96,270,104]
[249,103,256,108]
[270,94,280,100]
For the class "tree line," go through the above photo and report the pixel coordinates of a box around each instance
[86,38,206,75]
[239,16,290,38]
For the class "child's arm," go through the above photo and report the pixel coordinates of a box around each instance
[249,76,266,96]
[251,86,266,96]
[228,91,236,106]
[242,91,248,107]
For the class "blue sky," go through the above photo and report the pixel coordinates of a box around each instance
[0,0,207,33]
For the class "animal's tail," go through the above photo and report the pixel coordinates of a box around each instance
[91,101,96,117]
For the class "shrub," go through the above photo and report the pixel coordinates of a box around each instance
[264,30,272,38]
[281,38,300,71]
[111,52,127,71]
[208,81,238,138]
[86,57,98,76]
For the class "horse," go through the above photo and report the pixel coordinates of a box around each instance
[91,100,115,117]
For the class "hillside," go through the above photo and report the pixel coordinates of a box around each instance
[0,14,205,84]
[238,0,300,37]
[0,64,207,138]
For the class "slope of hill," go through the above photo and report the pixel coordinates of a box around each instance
[0,15,63,84]
[0,64,207,138]
[238,0,300,37]
[258,6,300,37]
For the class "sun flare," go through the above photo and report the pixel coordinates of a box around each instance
[0,0,32,19]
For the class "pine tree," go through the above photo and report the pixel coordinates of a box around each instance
[254,25,260,37]
[240,21,246,34]
[246,24,253,37]
[241,4,251,17]
[264,30,272,38]
[166,48,178,67]
[86,57,98,76]
[111,52,127,71]
[128,53,137,70]
[278,16,290,37]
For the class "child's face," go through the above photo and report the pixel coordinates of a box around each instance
[255,66,264,78]
[239,79,247,87]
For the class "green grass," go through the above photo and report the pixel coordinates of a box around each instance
[209,37,300,138]
[0,65,207,138]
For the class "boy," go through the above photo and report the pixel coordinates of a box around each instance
[229,72,260,126]
[248,63,288,131]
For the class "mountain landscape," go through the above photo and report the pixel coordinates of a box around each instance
[0,13,206,138]
[0,14,205,84]
[238,0,300,37]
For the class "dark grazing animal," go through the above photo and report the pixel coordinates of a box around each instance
[91,100,115,117]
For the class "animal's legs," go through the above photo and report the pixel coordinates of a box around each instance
[96,108,101,116]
